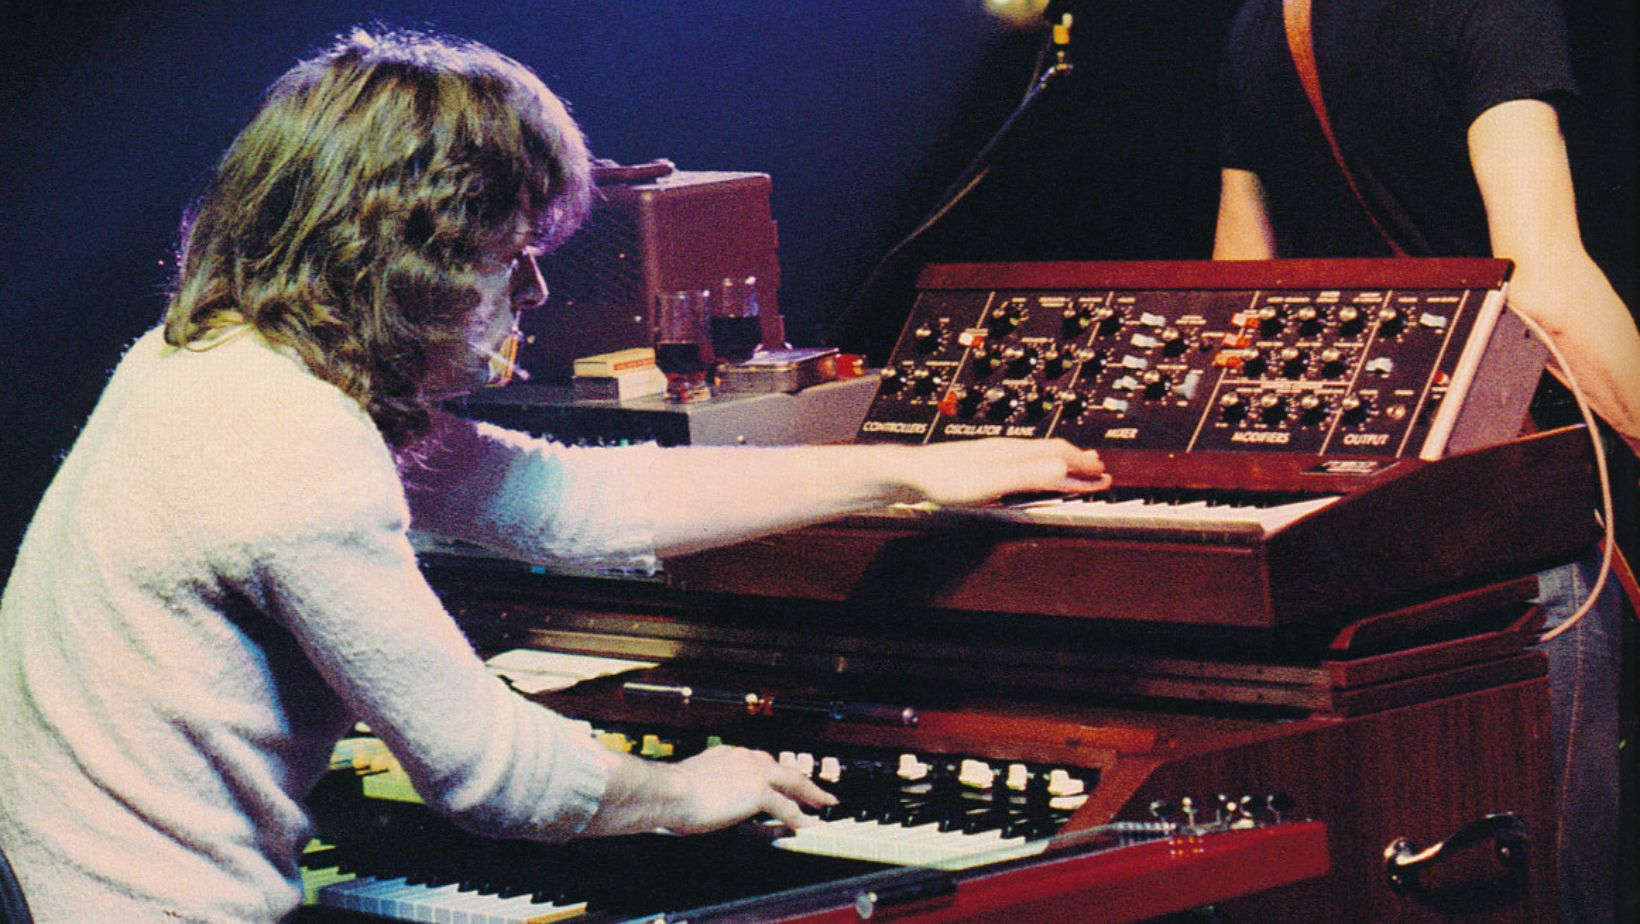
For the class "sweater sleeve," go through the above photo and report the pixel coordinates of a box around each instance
[401,411,661,573]
[223,399,615,841]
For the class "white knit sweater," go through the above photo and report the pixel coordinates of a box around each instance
[0,326,666,922]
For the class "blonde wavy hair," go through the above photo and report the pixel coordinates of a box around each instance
[164,26,592,446]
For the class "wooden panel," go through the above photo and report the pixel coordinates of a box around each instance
[1071,678,1558,923]
[667,528,1272,626]
[765,822,1331,924]
[916,258,1512,292]
[665,426,1597,631]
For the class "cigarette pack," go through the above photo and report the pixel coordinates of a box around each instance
[571,366,668,401]
[571,347,657,377]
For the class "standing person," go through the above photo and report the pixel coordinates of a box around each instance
[1213,1,1635,920]
[0,27,1111,922]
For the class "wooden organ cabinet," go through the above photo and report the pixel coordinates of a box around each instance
[300,260,1597,923]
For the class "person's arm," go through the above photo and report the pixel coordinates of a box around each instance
[1213,168,1278,260]
[406,414,1109,563]
[642,438,1109,556]
[1468,99,1640,454]
[238,405,835,841]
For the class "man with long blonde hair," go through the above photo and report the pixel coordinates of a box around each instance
[0,27,1108,921]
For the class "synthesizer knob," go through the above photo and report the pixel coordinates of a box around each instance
[983,385,1018,419]
[969,343,1000,377]
[1022,390,1056,419]
[1242,350,1269,377]
[1001,343,1039,377]
[1219,392,1248,422]
[988,302,1026,338]
[1377,306,1406,336]
[1298,393,1327,424]
[1061,304,1094,336]
[1319,347,1347,378]
[1039,348,1068,379]
[1279,346,1309,378]
[1159,327,1189,357]
[878,367,905,393]
[1295,305,1324,336]
[942,385,982,417]
[1257,305,1286,337]
[908,366,940,396]
[912,321,944,353]
[1340,394,1371,424]
[1338,305,1365,336]
[1092,306,1123,337]
[1258,392,1287,424]
[1056,389,1086,418]
[1141,370,1171,400]
[1074,347,1105,376]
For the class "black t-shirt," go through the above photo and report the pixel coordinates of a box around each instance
[1218,0,1580,257]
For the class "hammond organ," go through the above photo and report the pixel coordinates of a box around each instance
[302,260,1597,923]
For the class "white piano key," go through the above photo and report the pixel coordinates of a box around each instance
[775,816,1047,869]
[317,875,587,924]
[999,494,1338,537]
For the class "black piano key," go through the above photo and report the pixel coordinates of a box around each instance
[962,812,1011,834]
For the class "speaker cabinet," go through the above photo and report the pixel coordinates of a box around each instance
[523,170,784,382]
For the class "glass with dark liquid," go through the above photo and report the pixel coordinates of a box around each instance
[654,289,714,402]
[710,275,763,364]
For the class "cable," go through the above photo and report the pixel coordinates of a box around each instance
[824,16,1077,351]
[1505,303,1618,644]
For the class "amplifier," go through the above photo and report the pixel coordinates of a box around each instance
[523,170,785,382]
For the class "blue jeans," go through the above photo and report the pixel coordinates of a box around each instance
[1538,555,1624,924]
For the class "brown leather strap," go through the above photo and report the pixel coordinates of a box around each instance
[1282,0,1408,255]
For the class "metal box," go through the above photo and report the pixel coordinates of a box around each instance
[522,170,785,383]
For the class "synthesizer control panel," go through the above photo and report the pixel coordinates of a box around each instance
[857,260,1544,459]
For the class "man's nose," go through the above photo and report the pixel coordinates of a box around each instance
[513,252,548,310]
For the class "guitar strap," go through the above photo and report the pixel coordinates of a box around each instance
[1281,0,1409,255]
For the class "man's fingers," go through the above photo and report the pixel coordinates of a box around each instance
[772,768,837,809]
[760,791,814,829]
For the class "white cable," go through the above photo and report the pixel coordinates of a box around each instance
[1504,303,1617,644]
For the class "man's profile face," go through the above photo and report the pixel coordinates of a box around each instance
[425,211,548,395]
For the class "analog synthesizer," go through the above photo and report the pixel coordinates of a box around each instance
[858,259,1544,460]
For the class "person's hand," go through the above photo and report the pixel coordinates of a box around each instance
[586,743,837,837]
[659,746,836,834]
[895,438,1110,507]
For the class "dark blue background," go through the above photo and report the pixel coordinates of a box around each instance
[1,0,1632,573]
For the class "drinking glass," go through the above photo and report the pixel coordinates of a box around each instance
[653,289,714,402]
[710,275,763,364]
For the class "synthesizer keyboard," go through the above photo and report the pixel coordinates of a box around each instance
[873,488,1340,542]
